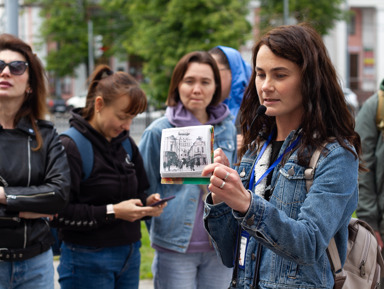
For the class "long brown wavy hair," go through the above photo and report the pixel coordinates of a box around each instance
[239,23,362,168]
[0,33,48,151]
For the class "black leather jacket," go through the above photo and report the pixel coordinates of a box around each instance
[0,118,70,261]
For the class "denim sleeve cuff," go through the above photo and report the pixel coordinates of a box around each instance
[233,190,266,232]
[204,192,232,219]
[232,189,253,220]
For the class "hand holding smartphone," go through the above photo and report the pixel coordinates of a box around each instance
[149,195,175,207]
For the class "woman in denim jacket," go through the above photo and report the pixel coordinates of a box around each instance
[139,51,236,289]
[202,24,362,289]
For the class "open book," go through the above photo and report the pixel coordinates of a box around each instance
[160,125,214,184]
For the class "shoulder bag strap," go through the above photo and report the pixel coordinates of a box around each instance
[305,144,344,280]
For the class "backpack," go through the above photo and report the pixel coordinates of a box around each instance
[305,146,384,289]
[61,126,133,181]
[50,127,133,256]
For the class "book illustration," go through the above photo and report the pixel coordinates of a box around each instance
[160,125,213,184]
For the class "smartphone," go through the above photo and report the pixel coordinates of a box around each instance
[149,195,176,207]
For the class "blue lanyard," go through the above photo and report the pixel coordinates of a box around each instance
[248,133,301,191]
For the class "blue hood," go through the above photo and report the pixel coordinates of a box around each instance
[216,46,252,122]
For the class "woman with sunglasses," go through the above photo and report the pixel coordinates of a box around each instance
[0,33,70,288]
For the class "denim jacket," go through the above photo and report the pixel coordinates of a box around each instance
[139,116,236,253]
[204,130,358,289]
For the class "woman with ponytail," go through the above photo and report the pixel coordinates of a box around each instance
[53,65,165,289]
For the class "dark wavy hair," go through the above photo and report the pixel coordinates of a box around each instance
[0,33,48,150]
[239,23,362,167]
[82,64,147,120]
[166,51,221,107]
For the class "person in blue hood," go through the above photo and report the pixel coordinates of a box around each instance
[209,46,251,151]
[139,51,236,289]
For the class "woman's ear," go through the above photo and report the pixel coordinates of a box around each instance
[94,96,104,113]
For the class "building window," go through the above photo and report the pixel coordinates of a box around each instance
[349,54,359,90]
[348,13,356,35]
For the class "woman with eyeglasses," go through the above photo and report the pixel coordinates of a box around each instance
[0,34,71,288]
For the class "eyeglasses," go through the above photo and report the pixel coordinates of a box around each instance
[0,60,29,75]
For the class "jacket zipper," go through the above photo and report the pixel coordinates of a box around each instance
[28,136,31,186]
[6,136,56,200]
[0,175,8,187]
[0,216,21,222]
[6,191,56,200]
[23,222,27,248]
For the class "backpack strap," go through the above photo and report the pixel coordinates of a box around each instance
[304,146,323,192]
[122,137,133,162]
[376,89,384,132]
[305,144,346,283]
[61,127,93,181]
[327,236,343,276]
[61,127,133,181]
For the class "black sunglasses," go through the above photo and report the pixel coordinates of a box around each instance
[0,60,29,75]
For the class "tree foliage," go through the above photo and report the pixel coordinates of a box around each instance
[25,0,251,106]
[25,0,124,77]
[102,0,251,106]
[26,0,84,77]
[25,0,350,105]
[259,0,350,36]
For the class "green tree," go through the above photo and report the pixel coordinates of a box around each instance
[102,0,251,106]
[25,0,251,105]
[25,0,121,77]
[259,0,350,36]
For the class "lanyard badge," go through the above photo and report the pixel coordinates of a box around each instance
[239,230,250,269]
[238,132,301,268]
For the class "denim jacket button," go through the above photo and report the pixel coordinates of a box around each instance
[251,253,256,260]
[246,215,255,226]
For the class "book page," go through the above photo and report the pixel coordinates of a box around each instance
[160,125,213,180]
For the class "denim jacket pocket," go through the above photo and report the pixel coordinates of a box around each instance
[216,139,235,157]
[286,259,299,279]
[236,156,255,186]
[272,162,307,219]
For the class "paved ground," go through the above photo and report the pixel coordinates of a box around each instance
[53,260,154,289]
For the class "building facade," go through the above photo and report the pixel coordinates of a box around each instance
[244,0,384,105]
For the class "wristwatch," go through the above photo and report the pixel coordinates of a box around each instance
[106,204,115,221]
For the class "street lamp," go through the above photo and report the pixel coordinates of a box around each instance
[5,0,19,36]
